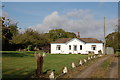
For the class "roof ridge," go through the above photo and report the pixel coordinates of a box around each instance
[51,37,102,43]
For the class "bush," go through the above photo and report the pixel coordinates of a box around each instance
[27,45,32,51]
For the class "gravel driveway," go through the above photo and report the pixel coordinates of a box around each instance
[73,55,117,78]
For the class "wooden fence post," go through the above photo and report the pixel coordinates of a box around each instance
[34,52,44,76]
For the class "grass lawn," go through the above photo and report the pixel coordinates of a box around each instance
[2,51,89,78]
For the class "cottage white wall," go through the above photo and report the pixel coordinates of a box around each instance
[51,38,87,54]
[65,38,87,54]
[85,43,103,54]
[51,38,103,54]
[51,43,66,54]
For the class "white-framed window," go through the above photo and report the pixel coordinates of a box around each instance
[69,45,71,50]
[56,45,61,50]
[80,45,82,50]
[91,45,96,50]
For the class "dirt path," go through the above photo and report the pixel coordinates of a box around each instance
[74,55,112,78]
[109,56,118,78]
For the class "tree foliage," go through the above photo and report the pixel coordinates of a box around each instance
[10,28,76,50]
[45,29,76,41]
[1,16,76,51]
[1,17,19,50]
[106,32,120,51]
[11,28,50,48]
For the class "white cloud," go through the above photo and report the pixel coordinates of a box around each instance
[30,9,117,40]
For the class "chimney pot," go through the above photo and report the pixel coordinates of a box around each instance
[78,32,80,38]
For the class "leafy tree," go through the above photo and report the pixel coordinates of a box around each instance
[49,29,67,41]
[9,25,19,36]
[46,29,76,41]
[11,28,50,49]
[66,32,77,38]
[106,32,120,51]
[1,16,19,50]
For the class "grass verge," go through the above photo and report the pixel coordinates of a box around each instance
[2,51,89,78]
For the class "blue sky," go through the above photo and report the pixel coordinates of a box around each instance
[2,2,118,40]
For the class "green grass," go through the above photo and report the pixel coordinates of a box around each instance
[2,51,36,78]
[2,51,89,78]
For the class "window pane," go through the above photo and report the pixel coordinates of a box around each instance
[93,47,95,50]
[91,45,96,50]
[74,45,77,51]
[69,45,71,50]
[56,45,61,50]
[80,45,82,50]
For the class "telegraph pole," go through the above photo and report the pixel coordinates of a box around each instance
[104,16,106,55]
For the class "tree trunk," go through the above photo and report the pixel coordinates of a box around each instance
[34,53,44,76]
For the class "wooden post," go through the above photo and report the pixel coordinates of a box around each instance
[34,52,44,76]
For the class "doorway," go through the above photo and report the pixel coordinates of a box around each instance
[73,45,77,54]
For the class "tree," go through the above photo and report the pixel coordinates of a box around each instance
[11,28,50,49]
[46,29,76,41]
[9,24,19,36]
[66,32,77,38]
[1,16,19,50]
[106,32,120,51]
[48,29,67,41]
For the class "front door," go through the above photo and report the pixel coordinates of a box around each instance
[73,45,77,54]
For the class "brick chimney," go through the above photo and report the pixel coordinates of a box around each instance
[78,32,80,38]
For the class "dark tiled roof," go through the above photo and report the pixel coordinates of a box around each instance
[51,38,72,43]
[78,38,103,43]
[51,38,103,43]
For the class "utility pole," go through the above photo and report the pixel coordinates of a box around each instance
[104,16,106,55]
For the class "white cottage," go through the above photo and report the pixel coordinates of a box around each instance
[51,32,103,54]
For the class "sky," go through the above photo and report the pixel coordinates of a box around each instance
[2,2,118,40]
